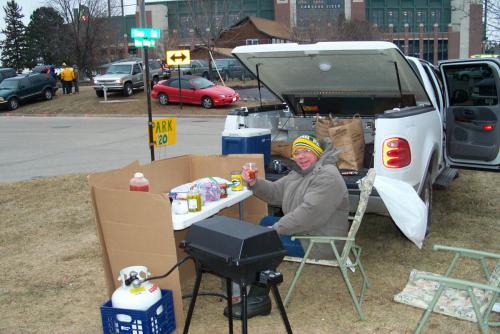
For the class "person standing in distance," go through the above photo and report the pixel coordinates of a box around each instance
[60,63,74,94]
[72,65,79,94]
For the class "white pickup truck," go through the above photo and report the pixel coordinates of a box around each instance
[224,41,499,234]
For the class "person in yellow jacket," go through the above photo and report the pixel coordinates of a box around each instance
[60,63,75,94]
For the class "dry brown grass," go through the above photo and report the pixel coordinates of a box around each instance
[0,170,498,333]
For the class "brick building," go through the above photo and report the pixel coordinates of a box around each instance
[142,0,484,62]
[272,0,484,61]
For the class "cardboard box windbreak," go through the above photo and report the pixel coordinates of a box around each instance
[88,154,267,330]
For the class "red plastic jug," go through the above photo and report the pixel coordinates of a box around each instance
[129,172,150,192]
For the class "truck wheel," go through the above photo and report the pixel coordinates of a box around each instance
[420,172,433,235]
[201,96,213,109]
[158,93,169,105]
[96,90,104,98]
[7,97,19,110]
[123,83,133,97]
[43,88,53,100]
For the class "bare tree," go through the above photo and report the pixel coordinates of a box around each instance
[452,0,500,44]
[331,15,382,41]
[186,0,231,79]
[48,0,121,78]
[291,14,381,43]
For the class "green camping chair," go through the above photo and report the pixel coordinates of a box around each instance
[394,244,500,334]
[283,168,376,320]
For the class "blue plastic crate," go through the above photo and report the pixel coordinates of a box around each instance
[101,289,176,334]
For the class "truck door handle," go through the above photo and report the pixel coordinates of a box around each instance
[463,110,474,116]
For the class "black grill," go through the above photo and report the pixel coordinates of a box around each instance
[180,216,292,334]
[181,216,286,284]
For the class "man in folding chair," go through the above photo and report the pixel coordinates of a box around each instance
[223,134,350,320]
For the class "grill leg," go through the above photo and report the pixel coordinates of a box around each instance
[183,266,203,334]
[240,282,248,334]
[226,278,233,334]
[270,283,293,334]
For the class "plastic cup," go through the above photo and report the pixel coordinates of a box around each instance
[244,162,257,181]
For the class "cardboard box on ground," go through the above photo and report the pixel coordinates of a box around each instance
[87,154,268,330]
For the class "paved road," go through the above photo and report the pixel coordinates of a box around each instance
[0,116,225,183]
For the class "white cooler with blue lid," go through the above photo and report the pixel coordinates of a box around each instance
[222,128,271,166]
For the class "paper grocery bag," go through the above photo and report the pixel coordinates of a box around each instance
[271,141,292,158]
[314,114,334,139]
[328,115,365,170]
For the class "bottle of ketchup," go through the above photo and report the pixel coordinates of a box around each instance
[129,172,150,192]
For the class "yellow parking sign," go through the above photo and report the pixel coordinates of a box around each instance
[152,118,176,147]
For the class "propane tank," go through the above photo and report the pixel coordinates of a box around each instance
[111,266,162,321]
[129,172,150,192]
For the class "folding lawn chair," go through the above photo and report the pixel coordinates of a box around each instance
[394,244,500,334]
[283,168,376,321]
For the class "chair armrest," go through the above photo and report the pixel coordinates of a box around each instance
[291,235,354,242]
[434,244,500,260]
[414,273,500,294]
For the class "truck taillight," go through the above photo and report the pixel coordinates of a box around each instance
[383,137,411,168]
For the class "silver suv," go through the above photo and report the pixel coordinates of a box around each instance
[171,60,210,78]
[93,60,162,97]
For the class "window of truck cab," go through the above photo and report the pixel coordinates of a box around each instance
[442,63,498,107]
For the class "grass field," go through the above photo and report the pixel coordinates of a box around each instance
[0,80,267,117]
[0,170,498,333]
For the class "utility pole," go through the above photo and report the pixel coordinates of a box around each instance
[108,0,111,17]
[484,0,488,53]
[138,0,155,161]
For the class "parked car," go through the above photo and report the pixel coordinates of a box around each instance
[0,68,17,84]
[211,58,254,81]
[171,60,210,78]
[161,63,171,79]
[226,41,499,236]
[93,59,163,97]
[454,66,492,81]
[471,77,498,105]
[0,73,58,110]
[151,75,240,108]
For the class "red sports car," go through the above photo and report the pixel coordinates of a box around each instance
[151,75,240,108]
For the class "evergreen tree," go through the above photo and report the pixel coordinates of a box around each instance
[25,7,66,67]
[0,0,27,70]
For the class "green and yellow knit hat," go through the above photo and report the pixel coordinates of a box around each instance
[292,135,324,158]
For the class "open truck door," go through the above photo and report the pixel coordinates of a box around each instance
[440,58,500,171]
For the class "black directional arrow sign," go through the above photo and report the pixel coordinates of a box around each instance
[166,50,190,66]
[170,53,186,62]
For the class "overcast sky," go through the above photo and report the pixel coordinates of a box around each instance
[0,0,138,37]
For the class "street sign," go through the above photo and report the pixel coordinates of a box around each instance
[166,50,190,66]
[151,118,176,147]
[131,28,161,39]
[134,39,156,48]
